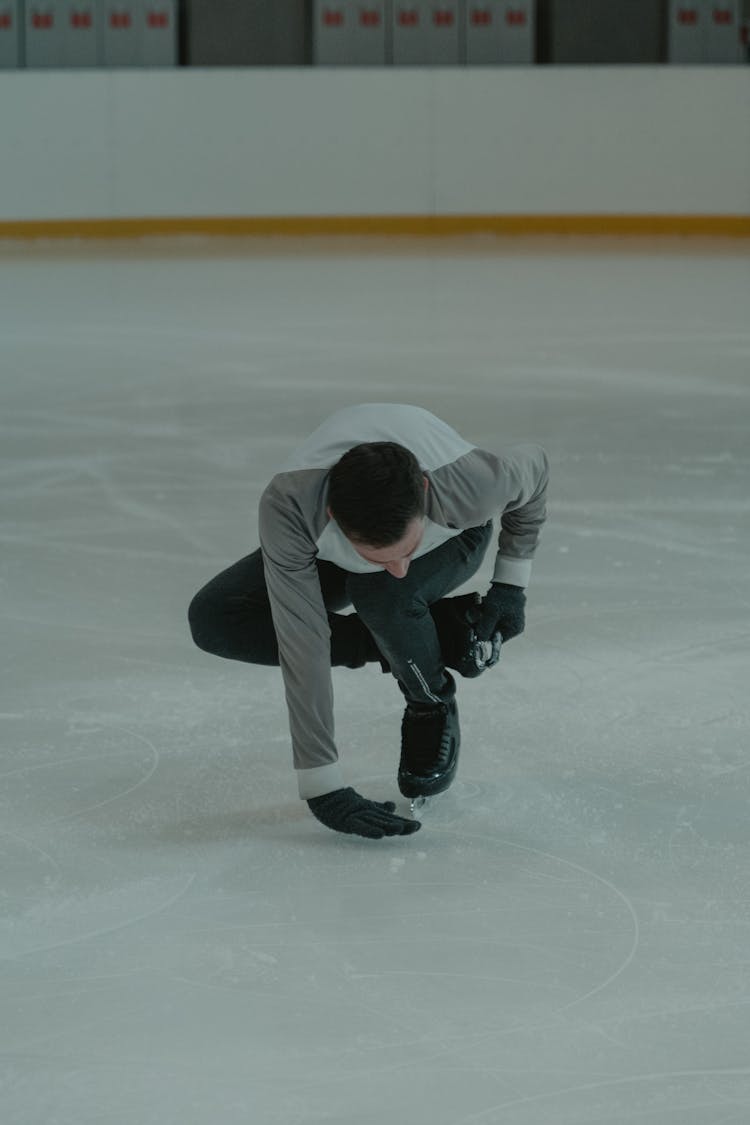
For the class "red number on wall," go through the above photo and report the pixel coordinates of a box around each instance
[506,9,528,27]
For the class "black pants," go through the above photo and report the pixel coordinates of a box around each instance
[188,522,493,705]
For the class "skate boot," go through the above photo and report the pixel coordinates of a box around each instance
[398,674,460,800]
[430,593,501,679]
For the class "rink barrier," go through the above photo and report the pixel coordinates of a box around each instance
[0,215,749,240]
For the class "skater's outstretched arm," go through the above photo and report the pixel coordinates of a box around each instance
[259,479,346,793]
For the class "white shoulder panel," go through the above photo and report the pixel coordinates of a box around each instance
[279,404,475,473]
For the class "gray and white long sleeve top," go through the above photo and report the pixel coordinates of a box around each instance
[258,404,549,799]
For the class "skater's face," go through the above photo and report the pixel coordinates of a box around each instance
[330,475,429,579]
[350,516,426,579]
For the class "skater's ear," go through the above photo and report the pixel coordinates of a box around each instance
[423,476,429,493]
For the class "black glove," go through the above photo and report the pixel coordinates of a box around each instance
[308,787,421,839]
[475,582,526,643]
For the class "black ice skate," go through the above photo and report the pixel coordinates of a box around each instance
[430,593,502,679]
[398,678,460,803]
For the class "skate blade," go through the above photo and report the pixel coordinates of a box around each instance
[410,793,441,818]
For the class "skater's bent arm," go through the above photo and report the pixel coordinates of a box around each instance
[430,444,549,588]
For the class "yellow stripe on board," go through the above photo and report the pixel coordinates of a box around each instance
[1,215,749,240]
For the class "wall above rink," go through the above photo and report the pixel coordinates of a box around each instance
[0,67,748,236]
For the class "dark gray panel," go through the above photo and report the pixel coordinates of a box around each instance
[185,0,307,66]
[550,0,664,64]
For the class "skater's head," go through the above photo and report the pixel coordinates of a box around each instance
[327,442,428,576]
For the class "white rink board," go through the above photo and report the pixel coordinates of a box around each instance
[0,68,748,220]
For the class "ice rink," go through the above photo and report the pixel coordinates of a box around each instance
[1,236,749,1124]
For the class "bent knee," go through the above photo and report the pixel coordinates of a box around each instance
[188,591,219,654]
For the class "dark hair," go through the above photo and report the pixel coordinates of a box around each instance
[327,442,425,547]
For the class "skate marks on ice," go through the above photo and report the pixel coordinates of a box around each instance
[0,716,162,835]
[312,774,640,1023]
[0,717,202,964]
[4,806,749,1125]
[2,718,747,1123]
[0,795,639,1123]
[336,774,750,1123]
[452,1067,750,1125]
[333,816,639,1033]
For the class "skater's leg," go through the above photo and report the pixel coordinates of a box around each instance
[348,524,493,799]
[188,549,277,663]
[188,549,379,668]
[346,522,493,704]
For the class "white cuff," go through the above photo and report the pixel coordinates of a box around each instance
[492,555,532,588]
[297,763,345,800]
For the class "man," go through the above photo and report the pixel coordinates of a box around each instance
[189,403,548,840]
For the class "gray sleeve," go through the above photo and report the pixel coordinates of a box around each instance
[430,444,549,587]
[258,477,345,800]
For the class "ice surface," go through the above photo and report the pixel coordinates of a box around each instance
[1,235,749,1124]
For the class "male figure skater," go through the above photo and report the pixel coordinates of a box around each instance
[189,403,548,839]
